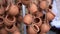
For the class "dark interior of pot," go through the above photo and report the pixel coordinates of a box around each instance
[0,18,3,22]
[6,25,13,29]
[34,18,40,23]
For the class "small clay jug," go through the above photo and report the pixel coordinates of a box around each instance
[39,1,47,10]
[0,28,8,34]
[47,9,55,21]
[33,17,42,27]
[27,24,39,34]
[0,5,5,15]
[40,23,51,33]
[28,3,38,14]
[23,14,33,25]
[4,14,16,26]
[0,16,4,27]
[8,3,19,16]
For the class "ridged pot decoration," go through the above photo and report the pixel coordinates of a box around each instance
[28,3,38,14]
[27,24,39,34]
[33,17,42,27]
[23,14,33,25]
[5,23,19,33]
[0,5,5,15]
[40,23,51,33]
[47,9,55,21]
[39,1,47,10]
[4,14,16,26]
[8,3,19,16]
[0,28,8,34]
[0,16,4,27]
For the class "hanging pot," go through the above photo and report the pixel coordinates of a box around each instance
[47,9,55,21]
[0,16,4,27]
[0,28,8,34]
[23,14,33,25]
[39,1,48,10]
[33,11,43,18]
[0,5,5,15]
[33,17,42,27]
[28,3,38,14]
[5,23,19,33]
[40,23,51,33]
[4,14,16,26]
[8,4,19,16]
[27,24,39,34]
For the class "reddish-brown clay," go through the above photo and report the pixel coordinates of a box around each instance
[23,14,33,25]
[8,4,19,16]
[40,23,51,33]
[12,30,20,34]
[4,14,16,26]
[47,9,55,21]
[27,24,39,34]
[0,16,4,27]
[39,1,47,10]
[33,17,42,27]
[28,3,38,14]
[39,32,46,34]
[0,28,8,34]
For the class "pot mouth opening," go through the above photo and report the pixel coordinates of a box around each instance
[34,18,40,23]
[7,25,13,29]
[7,15,14,21]
[0,18,3,22]
[34,25,38,31]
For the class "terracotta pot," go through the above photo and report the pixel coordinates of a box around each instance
[23,14,33,25]
[28,3,38,14]
[12,30,20,34]
[8,4,19,16]
[33,11,43,18]
[40,23,51,33]
[33,17,42,27]
[21,0,30,6]
[47,9,55,21]
[0,28,8,34]
[17,15,23,23]
[5,23,19,33]
[4,14,16,26]
[27,24,39,34]
[0,5,5,15]
[0,16,4,27]
[39,1,47,10]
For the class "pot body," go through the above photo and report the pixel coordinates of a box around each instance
[8,4,19,16]
[23,14,33,25]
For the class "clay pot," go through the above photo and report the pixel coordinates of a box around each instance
[21,0,30,6]
[5,23,19,33]
[39,1,47,10]
[40,23,51,33]
[23,14,33,25]
[17,15,23,23]
[33,17,42,27]
[28,3,38,14]
[0,16,4,27]
[47,9,55,21]
[8,4,19,16]
[0,5,5,15]
[27,24,39,34]
[12,30,20,34]
[33,11,43,18]
[0,28,8,34]
[4,14,16,26]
